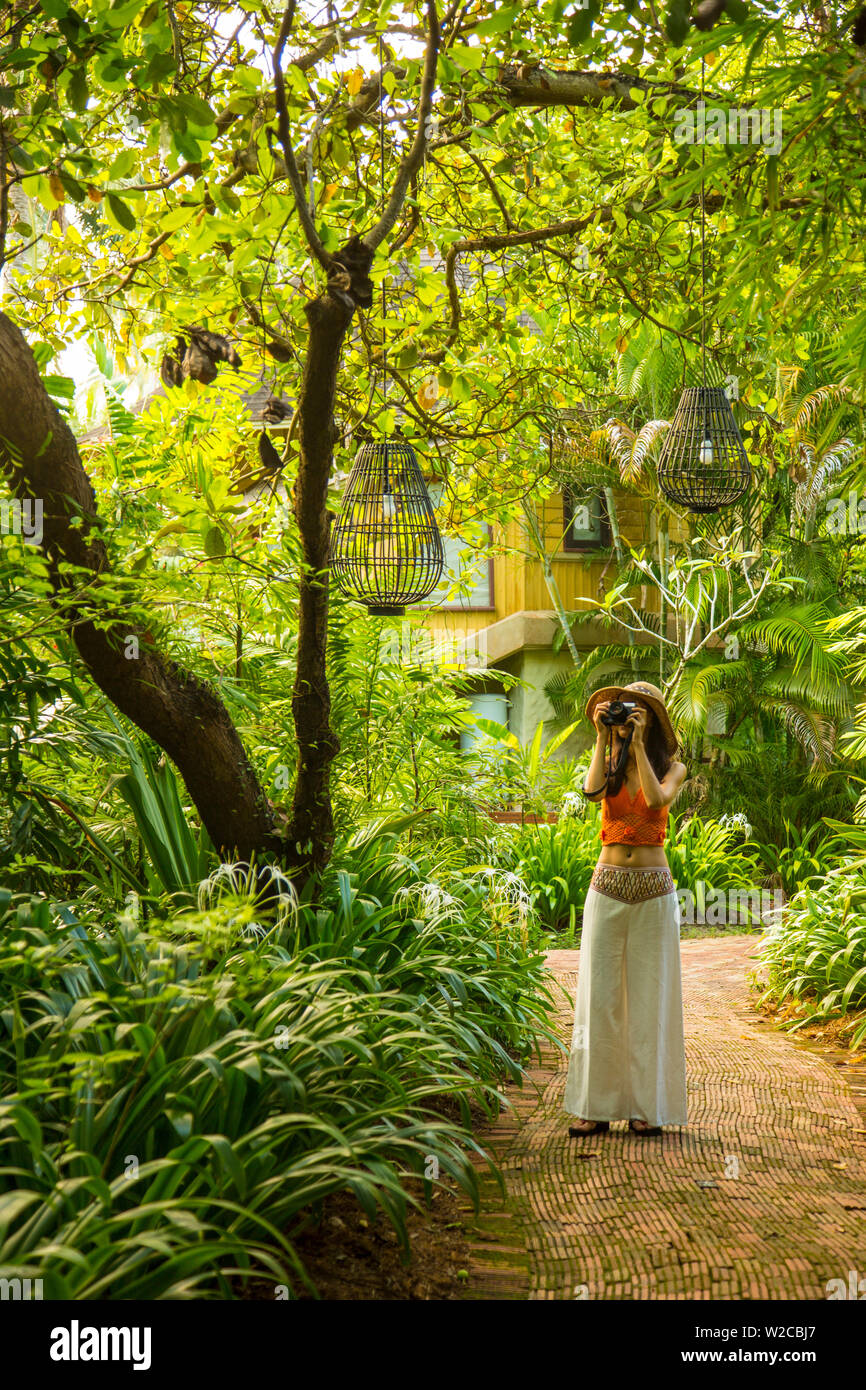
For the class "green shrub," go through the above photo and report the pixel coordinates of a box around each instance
[505,814,600,935]
[0,854,557,1298]
[751,819,842,896]
[666,811,764,897]
[758,857,866,1046]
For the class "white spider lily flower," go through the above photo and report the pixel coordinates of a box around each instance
[719,811,753,840]
[394,880,462,923]
[197,860,298,939]
[561,790,587,821]
[467,867,532,925]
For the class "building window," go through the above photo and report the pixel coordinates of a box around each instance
[426,483,494,610]
[563,490,610,551]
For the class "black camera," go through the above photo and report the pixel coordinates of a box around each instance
[600,699,637,727]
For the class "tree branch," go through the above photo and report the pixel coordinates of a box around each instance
[272,2,331,269]
[490,65,705,111]
[363,0,440,252]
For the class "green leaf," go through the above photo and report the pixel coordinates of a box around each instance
[175,94,216,130]
[66,65,88,112]
[474,8,517,35]
[105,0,144,27]
[449,44,485,71]
[106,193,136,232]
[665,0,691,46]
[204,527,226,558]
[107,148,136,181]
[57,170,86,203]
[42,374,75,400]
[766,155,779,210]
[567,6,596,45]
[173,131,202,163]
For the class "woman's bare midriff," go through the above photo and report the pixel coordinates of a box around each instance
[598,843,669,868]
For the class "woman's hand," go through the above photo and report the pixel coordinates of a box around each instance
[627,705,649,747]
[593,700,611,733]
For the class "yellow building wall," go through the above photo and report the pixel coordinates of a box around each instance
[425,487,679,644]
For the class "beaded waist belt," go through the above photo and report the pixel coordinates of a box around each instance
[590,865,675,904]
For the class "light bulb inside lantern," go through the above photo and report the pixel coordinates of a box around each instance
[382,490,397,520]
[698,437,714,466]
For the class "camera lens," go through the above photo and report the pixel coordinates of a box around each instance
[600,699,629,726]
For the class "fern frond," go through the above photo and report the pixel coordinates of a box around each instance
[105,385,137,439]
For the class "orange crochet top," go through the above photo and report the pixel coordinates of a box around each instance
[601,782,669,846]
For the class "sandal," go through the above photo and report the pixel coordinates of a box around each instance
[568,1119,610,1136]
[629,1119,662,1135]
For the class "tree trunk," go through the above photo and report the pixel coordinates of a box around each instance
[282,275,356,874]
[658,513,669,684]
[0,311,279,862]
[2,225,374,883]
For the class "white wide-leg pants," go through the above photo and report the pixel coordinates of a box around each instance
[562,883,688,1126]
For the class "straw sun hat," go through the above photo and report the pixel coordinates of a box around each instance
[584,681,679,755]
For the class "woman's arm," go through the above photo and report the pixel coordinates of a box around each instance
[582,703,612,801]
[628,707,687,807]
[635,746,687,808]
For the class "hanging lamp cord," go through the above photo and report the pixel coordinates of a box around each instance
[378,34,387,407]
[700,52,706,391]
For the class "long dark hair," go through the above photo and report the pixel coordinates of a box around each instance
[605,708,672,797]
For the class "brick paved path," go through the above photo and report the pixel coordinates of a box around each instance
[463,935,866,1300]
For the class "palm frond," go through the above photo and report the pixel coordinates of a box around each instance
[806,440,856,503]
[790,384,852,438]
[756,698,836,769]
[667,659,746,730]
[738,602,843,684]
[758,667,853,720]
[621,419,670,484]
[597,419,636,471]
[784,538,840,596]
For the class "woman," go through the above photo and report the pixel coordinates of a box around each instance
[563,681,688,1137]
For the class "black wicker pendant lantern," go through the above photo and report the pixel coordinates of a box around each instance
[655,54,751,516]
[657,385,751,514]
[330,438,444,616]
